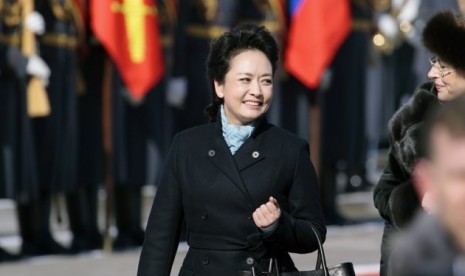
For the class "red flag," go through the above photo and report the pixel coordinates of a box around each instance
[285,0,351,89]
[90,0,164,99]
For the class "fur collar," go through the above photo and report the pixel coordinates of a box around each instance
[389,82,439,174]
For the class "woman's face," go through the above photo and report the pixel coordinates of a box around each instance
[214,49,273,125]
[428,58,465,101]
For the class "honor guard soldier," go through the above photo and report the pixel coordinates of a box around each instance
[21,0,81,256]
[70,0,105,253]
[319,0,373,225]
[168,0,240,132]
[108,0,177,250]
[0,0,71,258]
[0,0,45,261]
[149,0,177,172]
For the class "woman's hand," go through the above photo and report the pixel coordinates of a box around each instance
[252,197,281,228]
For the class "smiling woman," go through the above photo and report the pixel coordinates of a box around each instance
[373,11,465,276]
[205,24,279,124]
[424,11,465,101]
[137,24,326,276]
[214,49,273,125]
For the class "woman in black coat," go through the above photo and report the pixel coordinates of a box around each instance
[373,11,465,276]
[137,24,326,276]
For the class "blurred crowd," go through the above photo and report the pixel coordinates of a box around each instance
[0,0,464,265]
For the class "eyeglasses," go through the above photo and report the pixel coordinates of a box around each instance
[429,56,455,78]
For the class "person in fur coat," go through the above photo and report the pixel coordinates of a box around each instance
[373,11,465,276]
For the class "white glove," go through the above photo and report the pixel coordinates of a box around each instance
[25,11,45,35]
[166,77,188,108]
[397,0,420,23]
[378,14,399,39]
[26,55,50,81]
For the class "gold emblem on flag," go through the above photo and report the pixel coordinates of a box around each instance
[111,0,158,64]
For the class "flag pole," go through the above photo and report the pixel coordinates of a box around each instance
[102,56,114,253]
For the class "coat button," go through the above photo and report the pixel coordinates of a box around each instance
[201,213,208,220]
[208,150,216,157]
[247,215,252,220]
[246,257,255,265]
[252,151,260,158]
[202,257,209,265]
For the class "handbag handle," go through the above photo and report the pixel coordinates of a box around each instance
[310,225,330,276]
[267,224,329,276]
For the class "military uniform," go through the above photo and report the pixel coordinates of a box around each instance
[320,0,373,224]
[17,0,81,256]
[0,0,38,261]
[0,0,38,202]
[171,0,240,132]
[0,0,70,257]
[69,6,105,252]
[110,0,177,250]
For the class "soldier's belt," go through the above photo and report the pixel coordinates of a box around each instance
[0,33,20,46]
[352,19,373,32]
[40,33,78,49]
[185,24,229,39]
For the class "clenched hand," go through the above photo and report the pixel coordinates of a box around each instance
[252,197,281,228]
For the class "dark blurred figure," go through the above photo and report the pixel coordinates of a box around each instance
[18,0,81,257]
[1,0,74,258]
[0,0,50,261]
[110,0,176,251]
[374,11,465,276]
[389,95,465,276]
[320,0,373,225]
[168,0,240,132]
[69,3,104,253]
[278,2,315,147]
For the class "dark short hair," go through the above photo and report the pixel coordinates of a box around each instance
[204,24,279,122]
[423,95,465,159]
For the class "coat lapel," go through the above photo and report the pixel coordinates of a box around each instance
[207,135,254,208]
[234,116,269,171]
[233,136,266,171]
[205,116,269,207]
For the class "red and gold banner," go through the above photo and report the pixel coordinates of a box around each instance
[91,0,164,99]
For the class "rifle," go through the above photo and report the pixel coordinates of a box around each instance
[21,0,51,117]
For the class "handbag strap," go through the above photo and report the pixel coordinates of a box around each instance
[268,225,329,276]
[310,225,330,276]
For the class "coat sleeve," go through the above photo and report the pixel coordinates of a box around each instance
[137,135,184,276]
[373,149,420,229]
[263,142,326,254]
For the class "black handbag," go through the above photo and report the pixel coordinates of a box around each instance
[240,225,356,276]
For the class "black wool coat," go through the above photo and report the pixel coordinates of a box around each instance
[137,116,326,276]
[373,82,440,274]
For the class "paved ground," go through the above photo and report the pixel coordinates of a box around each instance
[0,224,383,276]
[0,189,383,275]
